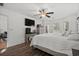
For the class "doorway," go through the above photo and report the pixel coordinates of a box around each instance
[0,13,8,53]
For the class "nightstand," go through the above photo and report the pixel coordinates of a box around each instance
[25,33,36,44]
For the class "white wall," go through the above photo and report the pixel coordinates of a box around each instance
[40,13,78,33]
[0,7,38,47]
[0,8,25,47]
[0,14,8,33]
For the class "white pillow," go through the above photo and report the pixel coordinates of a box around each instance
[68,34,79,41]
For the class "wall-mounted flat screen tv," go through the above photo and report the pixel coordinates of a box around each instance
[25,18,35,26]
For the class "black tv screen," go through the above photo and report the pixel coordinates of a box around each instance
[25,28,31,34]
[25,18,35,26]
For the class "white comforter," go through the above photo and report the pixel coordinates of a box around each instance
[30,33,79,56]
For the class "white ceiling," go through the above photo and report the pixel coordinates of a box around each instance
[3,3,79,19]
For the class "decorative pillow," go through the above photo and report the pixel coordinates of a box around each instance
[65,30,72,36]
[62,31,67,36]
[62,30,72,36]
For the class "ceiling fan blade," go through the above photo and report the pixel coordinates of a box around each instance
[46,15,50,18]
[40,16,42,18]
[39,10,42,13]
[46,12,54,14]
[34,14,41,16]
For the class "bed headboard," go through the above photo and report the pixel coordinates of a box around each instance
[47,21,70,33]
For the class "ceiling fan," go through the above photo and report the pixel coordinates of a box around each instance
[35,9,54,18]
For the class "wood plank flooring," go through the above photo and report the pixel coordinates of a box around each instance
[0,40,7,49]
[0,41,52,56]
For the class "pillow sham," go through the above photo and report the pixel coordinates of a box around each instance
[62,30,72,36]
[68,34,79,41]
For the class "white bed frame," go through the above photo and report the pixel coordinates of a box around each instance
[32,45,68,56]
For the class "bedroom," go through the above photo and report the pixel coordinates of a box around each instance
[0,3,79,56]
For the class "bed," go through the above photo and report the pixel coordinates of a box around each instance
[30,33,79,56]
[30,21,79,56]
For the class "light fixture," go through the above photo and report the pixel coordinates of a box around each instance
[41,14,46,17]
[35,9,54,18]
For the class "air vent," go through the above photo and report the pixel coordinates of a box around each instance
[0,3,4,6]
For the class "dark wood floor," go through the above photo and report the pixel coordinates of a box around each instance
[0,41,52,56]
